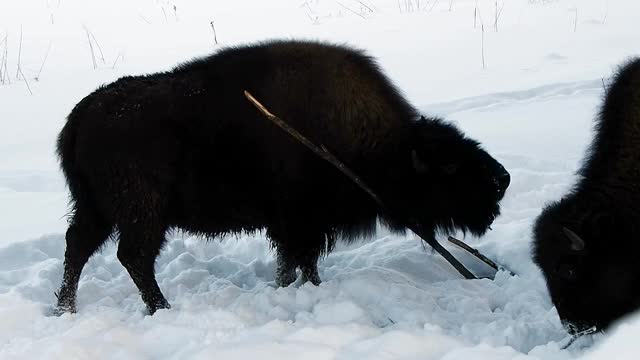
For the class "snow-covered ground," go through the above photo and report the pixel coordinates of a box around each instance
[1,0,638,358]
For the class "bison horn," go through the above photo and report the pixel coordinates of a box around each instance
[411,150,428,173]
[562,227,586,252]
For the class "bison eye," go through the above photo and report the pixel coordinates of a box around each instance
[557,263,578,281]
[442,163,459,175]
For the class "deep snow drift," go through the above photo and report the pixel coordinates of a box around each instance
[1,0,639,359]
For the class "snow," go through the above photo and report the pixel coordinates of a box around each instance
[0,0,638,358]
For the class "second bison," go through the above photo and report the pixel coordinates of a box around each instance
[56,40,510,314]
[534,58,640,334]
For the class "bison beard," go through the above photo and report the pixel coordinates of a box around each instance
[55,40,510,315]
[533,58,640,334]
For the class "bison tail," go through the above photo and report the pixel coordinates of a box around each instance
[57,97,93,215]
[57,116,81,212]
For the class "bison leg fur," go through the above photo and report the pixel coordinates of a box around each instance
[117,225,170,315]
[300,262,321,286]
[56,211,112,315]
[275,248,298,287]
[298,247,322,286]
[274,234,324,287]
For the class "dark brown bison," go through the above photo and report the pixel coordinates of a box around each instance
[55,40,510,315]
[534,58,640,334]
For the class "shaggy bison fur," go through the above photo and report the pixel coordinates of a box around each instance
[56,40,510,314]
[534,58,640,333]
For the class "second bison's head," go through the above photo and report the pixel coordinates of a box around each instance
[391,117,510,236]
[533,195,640,334]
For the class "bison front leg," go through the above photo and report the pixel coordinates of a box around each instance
[274,246,322,287]
[275,248,298,287]
[117,225,170,315]
[301,229,330,286]
[273,232,324,287]
[299,258,321,286]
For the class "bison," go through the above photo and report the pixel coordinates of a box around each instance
[55,40,510,315]
[533,58,640,334]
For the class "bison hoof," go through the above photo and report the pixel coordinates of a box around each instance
[305,276,322,286]
[276,268,298,288]
[53,304,76,316]
[146,299,171,315]
[54,295,77,316]
[301,271,322,286]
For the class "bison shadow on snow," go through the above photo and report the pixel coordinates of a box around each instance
[534,58,640,334]
[55,40,510,315]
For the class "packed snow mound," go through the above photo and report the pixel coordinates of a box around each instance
[0,231,571,359]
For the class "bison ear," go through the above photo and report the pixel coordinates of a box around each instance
[562,227,586,252]
[411,150,428,173]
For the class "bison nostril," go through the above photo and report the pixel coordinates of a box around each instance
[492,172,510,198]
[497,171,510,190]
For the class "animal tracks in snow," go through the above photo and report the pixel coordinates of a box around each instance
[425,79,606,116]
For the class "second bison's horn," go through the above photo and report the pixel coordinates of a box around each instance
[562,227,586,252]
[411,150,428,173]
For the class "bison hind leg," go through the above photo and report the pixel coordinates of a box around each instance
[117,224,171,315]
[111,168,173,315]
[56,206,113,315]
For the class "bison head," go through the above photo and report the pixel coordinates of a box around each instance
[533,196,640,334]
[390,118,510,237]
